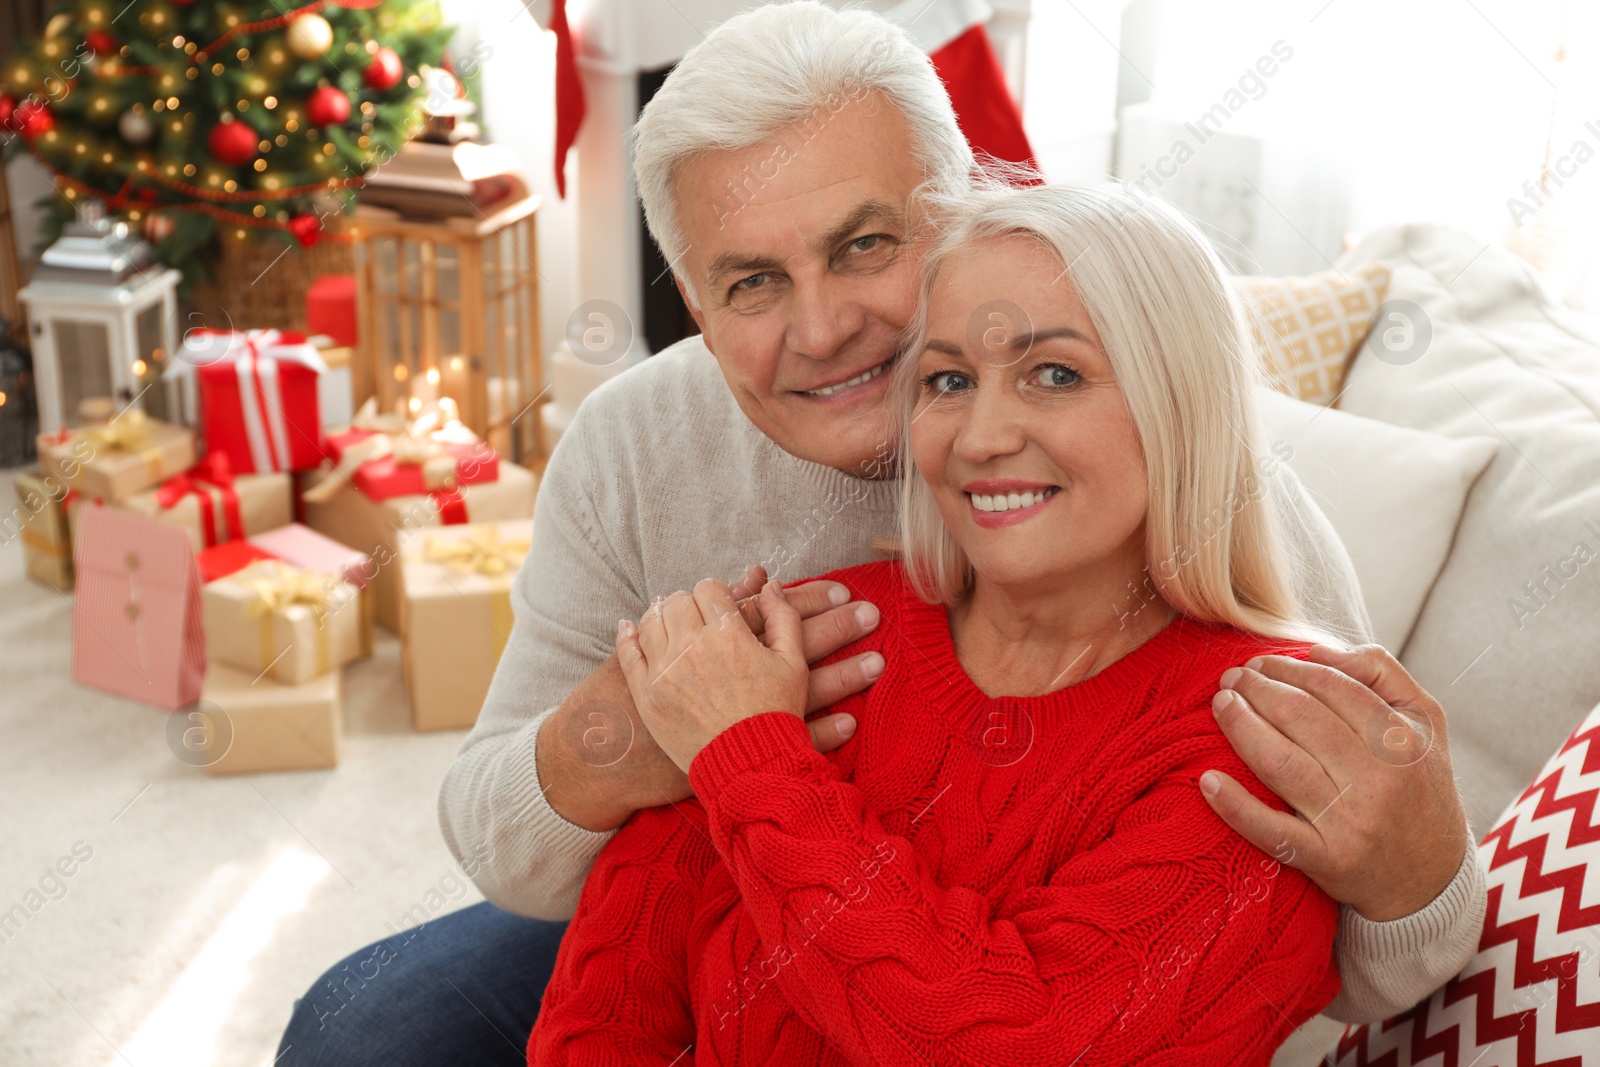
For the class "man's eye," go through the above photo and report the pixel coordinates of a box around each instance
[849,235,883,254]
[733,273,769,293]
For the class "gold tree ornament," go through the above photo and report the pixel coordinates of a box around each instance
[286,14,334,60]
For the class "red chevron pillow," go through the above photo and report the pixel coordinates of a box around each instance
[1326,703,1600,1066]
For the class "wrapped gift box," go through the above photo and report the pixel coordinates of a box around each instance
[14,468,75,592]
[314,343,354,430]
[38,412,196,502]
[166,329,326,473]
[72,505,205,710]
[323,427,499,501]
[200,524,375,658]
[247,522,373,658]
[202,560,365,685]
[400,521,531,731]
[302,460,536,631]
[196,539,279,584]
[200,663,341,776]
[306,274,358,347]
[116,459,293,553]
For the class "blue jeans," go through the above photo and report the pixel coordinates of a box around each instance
[276,901,565,1065]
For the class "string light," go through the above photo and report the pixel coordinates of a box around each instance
[16,0,395,246]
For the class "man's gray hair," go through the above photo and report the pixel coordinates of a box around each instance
[631,0,974,301]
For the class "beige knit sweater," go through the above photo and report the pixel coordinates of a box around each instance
[438,336,1486,1025]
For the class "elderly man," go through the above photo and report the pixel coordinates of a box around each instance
[278,3,1483,1062]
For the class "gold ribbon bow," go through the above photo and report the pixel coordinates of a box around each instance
[83,409,152,452]
[422,529,529,658]
[240,563,334,676]
[423,528,530,577]
[76,410,170,485]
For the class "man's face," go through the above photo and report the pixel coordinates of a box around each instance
[673,93,927,477]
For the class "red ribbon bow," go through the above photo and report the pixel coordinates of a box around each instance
[156,452,244,548]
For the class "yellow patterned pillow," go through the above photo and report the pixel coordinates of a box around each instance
[1233,263,1391,406]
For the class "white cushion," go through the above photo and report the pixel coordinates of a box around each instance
[1328,700,1600,1065]
[1336,224,1600,824]
[1256,387,1497,653]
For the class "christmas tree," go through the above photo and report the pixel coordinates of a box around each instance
[0,0,457,281]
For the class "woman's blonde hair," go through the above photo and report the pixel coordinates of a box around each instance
[894,181,1333,643]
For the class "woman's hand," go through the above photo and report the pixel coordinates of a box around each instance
[616,578,810,773]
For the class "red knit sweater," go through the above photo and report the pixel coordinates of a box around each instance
[528,561,1339,1066]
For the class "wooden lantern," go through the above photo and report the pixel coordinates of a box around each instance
[344,195,544,467]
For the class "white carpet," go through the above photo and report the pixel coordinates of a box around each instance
[0,468,483,1067]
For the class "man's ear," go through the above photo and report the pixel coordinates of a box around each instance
[675,276,710,341]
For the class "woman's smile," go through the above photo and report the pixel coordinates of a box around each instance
[963,480,1062,527]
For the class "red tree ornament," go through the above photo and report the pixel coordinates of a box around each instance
[14,99,55,140]
[84,30,117,57]
[207,117,258,166]
[363,46,403,91]
[287,214,324,247]
[0,95,15,129]
[306,85,351,127]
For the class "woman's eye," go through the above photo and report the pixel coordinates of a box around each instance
[1032,364,1080,388]
[921,370,972,394]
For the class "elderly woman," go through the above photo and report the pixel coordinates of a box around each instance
[526,183,1345,1065]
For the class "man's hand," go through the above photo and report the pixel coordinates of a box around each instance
[1199,644,1469,922]
[536,568,884,832]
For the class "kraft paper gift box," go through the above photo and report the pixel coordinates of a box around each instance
[200,663,341,776]
[38,411,197,502]
[72,505,205,710]
[399,521,532,732]
[165,328,326,473]
[204,523,376,659]
[202,560,365,685]
[14,468,75,592]
[114,458,293,553]
[302,460,536,632]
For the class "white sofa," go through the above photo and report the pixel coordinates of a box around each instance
[1269,223,1600,826]
[1261,224,1600,1063]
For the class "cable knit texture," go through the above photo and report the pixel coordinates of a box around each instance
[440,336,1482,1022]
[528,560,1341,1066]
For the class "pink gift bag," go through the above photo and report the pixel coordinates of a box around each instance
[72,504,206,710]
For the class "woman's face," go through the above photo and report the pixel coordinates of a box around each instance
[910,235,1150,595]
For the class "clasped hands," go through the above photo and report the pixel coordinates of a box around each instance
[616,574,818,773]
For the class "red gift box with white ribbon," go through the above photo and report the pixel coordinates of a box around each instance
[168,329,328,474]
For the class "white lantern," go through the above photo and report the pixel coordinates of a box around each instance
[18,212,181,435]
